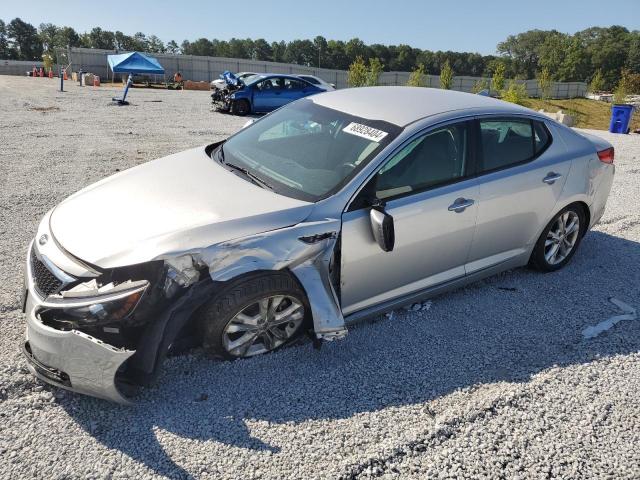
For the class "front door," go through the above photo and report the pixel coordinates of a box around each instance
[252,77,285,111]
[340,121,479,315]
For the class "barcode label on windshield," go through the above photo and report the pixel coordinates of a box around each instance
[342,123,388,142]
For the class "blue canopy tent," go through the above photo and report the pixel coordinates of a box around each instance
[107,52,165,104]
[107,52,165,76]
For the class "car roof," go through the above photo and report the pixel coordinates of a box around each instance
[247,73,311,82]
[311,86,533,127]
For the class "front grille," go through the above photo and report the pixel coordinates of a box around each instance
[30,247,64,297]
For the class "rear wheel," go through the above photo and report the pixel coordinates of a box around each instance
[231,99,250,116]
[198,272,308,359]
[530,204,585,272]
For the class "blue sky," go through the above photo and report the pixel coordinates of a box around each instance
[3,0,639,54]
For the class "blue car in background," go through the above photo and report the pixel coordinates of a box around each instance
[212,73,324,116]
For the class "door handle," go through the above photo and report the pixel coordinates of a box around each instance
[543,172,562,184]
[448,198,475,213]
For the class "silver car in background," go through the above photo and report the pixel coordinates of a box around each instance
[296,74,336,90]
[22,87,614,403]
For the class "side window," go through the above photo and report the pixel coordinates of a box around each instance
[374,123,468,200]
[479,119,534,172]
[533,121,552,154]
[284,78,306,90]
[256,79,273,91]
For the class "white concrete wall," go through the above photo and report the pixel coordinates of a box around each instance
[0,48,588,98]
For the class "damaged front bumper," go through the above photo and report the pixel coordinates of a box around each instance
[22,242,135,404]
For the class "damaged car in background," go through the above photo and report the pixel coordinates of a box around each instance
[211,70,324,115]
[23,87,614,403]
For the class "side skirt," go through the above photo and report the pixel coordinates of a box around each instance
[343,255,528,326]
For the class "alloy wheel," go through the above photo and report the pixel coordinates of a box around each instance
[544,211,580,265]
[222,295,304,357]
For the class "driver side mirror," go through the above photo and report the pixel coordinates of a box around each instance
[370,205,395,252]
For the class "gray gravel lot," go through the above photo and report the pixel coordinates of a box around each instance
[0,75,639,479]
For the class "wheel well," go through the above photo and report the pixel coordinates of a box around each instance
[213,269,312,319]
[571,201,591,235]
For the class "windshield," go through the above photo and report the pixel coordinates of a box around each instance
[219,99,402,201]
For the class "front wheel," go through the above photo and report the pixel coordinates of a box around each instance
[231,99,250,116]
[197,272,309,359]
[530,205,585,272]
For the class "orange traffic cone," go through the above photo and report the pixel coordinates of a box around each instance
[48,68,53,79]
[63,70,68,81]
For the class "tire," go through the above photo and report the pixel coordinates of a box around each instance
[231,99,250,116]
[197,272,309,360]
[529,204,586,272]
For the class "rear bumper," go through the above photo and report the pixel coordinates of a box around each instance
[22,241,135,404]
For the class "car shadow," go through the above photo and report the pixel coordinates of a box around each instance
[58,230,640,478]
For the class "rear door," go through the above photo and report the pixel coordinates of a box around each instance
[465,117,571,273]
[280,78,308,105]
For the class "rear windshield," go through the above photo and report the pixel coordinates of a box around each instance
[219,99,402,201]
[301,76,320,85]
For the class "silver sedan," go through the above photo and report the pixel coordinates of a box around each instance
[22,87,614,402]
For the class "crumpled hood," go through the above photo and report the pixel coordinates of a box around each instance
[50,146,313,268]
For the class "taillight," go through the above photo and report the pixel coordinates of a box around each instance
[597,147,614,164]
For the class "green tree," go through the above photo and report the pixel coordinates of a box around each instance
[537,67,552,99]
[7,18,42,60]
[345,37,368,62]
[579,26,631,89]
[366,57,383,86]
[88,27,115,49]
[589,69,605,93]
[407,63,426,87]
[0,20,10,58]
[439,59,453,89]
[313,35,327,67]
[166,40,180,54]
[613,69,630,104]
[471,78,488,94]
[54,26,80,49]
[270,40,287,63]
[326,40,349,69]
[627,32,640,73]
[181,38,214,56]
[146,35,165,53]
[497,29,559,78]
[347,56,368,87]
[501,80,529,105]
[252,38,272,61]
[491,62,506,93]
[38,23,59,55]
[132,32,148,51]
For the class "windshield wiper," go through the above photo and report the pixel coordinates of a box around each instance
[214,144,274,190]
[228,163,274,191]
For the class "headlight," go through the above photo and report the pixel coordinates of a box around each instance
[229,93,236,99]
[39,280,148,327]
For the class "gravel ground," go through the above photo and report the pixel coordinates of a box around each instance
[0,75,639,479]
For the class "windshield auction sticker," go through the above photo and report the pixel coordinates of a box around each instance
[343,122,388,142]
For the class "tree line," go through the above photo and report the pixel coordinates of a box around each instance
[1,17,638,90]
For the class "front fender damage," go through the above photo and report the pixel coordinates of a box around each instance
[197,219,346,339]
[130,219,347,387]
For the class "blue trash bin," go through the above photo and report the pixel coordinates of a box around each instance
[609,104,634,134]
